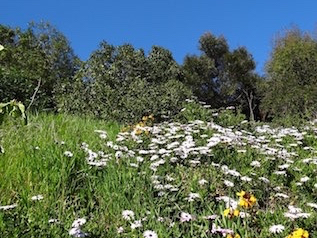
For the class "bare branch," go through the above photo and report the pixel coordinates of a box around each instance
[27,79,41,111]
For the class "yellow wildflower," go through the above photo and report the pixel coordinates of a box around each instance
[148,114,154,121]
[223,208,240,218]
[286,228,309,238]
[227,234,241,238]
[135,128,143,135]
[237,191,256,208]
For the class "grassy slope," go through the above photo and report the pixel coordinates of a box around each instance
[0,113,123,237]
[0,113,316,238]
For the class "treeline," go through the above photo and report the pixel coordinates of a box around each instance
[1,22,317,123]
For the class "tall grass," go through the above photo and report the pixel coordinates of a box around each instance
[0,111,316,237]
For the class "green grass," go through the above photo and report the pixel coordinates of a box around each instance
[0,112,316,237]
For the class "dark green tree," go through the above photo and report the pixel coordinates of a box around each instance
[61,42,191,123]
[224,47,260,121]
[182,32,260,120]
[0,22,79,109]
[263,27,317,118]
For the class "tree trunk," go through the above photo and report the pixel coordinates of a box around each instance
[243,89,254,122]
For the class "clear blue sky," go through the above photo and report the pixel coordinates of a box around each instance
[2,0,317,74]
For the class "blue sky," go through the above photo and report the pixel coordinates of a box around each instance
[2,0,317,74]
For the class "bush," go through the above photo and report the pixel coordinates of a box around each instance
[0,23,79,110]
[174,99,213,123]
[213,107,246,127]
[263,27,317,119]
[58,42,192,123]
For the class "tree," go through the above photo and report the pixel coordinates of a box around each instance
[263,27,317,118]
[224,47,259,121]
[182,32,260,120]
[0,22,80,109]
[147,46,181,83]
[61,42,191,123]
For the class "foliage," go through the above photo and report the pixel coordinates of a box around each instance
[0,100,27,125]
[212,107,246,127]
[59,42,191,123]
[263,27,317,119]
[1,112,317,237]
[0,22,80,110]
[174,98,213,123]
[182,32,260,120]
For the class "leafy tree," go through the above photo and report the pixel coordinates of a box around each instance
[0,22,79,109]
[182,32,260,120]
[224,47,260,121]
[263,27,317,118]
[147,46,182,83]
[61,42,191,123]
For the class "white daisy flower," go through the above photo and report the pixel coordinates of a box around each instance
[307,202,317,209]
[130,220,142,229]
[198,179,208,185]
[143,230,158,238]
[186,192,200,202]
[250,161,261,167]
[69,227,88,237]
[117,226,124,234]
[64,151,73,157]
[72,218,86,228]
[0,204,17,210]
[224,180,234,187]
[180,212,193,222]
[31,195,44,201]
[300,176,310,182]
[122,210,134,221]
[269,224,285,234]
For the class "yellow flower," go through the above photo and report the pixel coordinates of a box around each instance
[142,116,148,121]
[223,208,230,217]
[135,129,143,135]
[223,208,240,218]
[286,228,309,238]
[227,234,241,238]
[148,114,154,120]
[237,191,256,208]
[233,209,240,217]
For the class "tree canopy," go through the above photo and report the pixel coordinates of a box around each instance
[0,22,80,109]
[263,27,317,118]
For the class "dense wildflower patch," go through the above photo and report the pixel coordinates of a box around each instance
[1,108,317,237]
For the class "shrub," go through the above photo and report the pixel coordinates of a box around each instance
[174,99,213,123]
[213,107,246,127]
[59,42,192,124]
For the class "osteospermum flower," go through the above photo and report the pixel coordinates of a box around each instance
[31,195,44,201]
[130,220,142,229]
[143,230,158,238]
[64,151,73,157]
[69,227,88,237]
[236,191,256,208]
[224,180,234,187]
[122,210,134,221]
[72,218,86,228]
[0,204,17,211]
[198,179,208,185]
[285,228,309,238]
[269,224,285,234]
[186,192,200,202]
[180,212,193,222]
[117,226,124,234]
